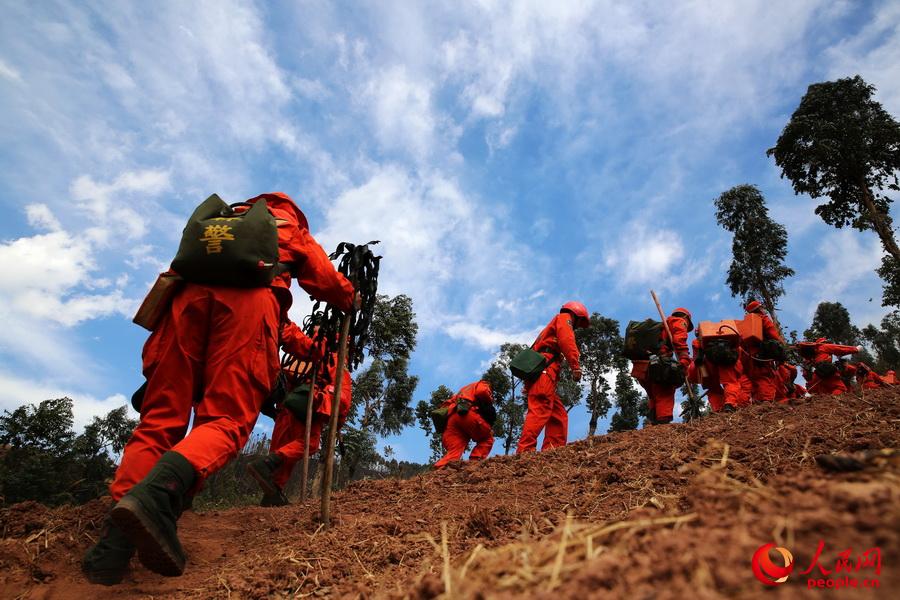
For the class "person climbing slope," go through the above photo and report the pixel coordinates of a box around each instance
[434,380,496,468]
[82,192,354,585]
[516,302,589,453]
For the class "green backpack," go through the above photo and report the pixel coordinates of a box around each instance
[623,319,663,360]
[171,194,282,287]
[510,348,549,381]
[283,383,313,420]
[430,406,450,433]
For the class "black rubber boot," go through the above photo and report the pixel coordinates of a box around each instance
[722,404,737,413]
[81,514,136,585]
[260,489,290,507]
[247,453,283,496]
[110,451,195,577]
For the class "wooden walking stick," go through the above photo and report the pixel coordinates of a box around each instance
[650,290,700,419]
[299,366,317,502]
[320,311,352,527]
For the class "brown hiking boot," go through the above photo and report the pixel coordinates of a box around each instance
[247,453,283,496]
[111,451,195,577]
[81,514,135,585]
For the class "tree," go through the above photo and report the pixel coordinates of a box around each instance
[767,75,900,306]
[414,385,455,462]
[679,382,706,420]
[351,294,419,436]
[715,184,795,331]
[576,313,624,436]
[0,398,137,506]
[483,343,528,455]
[861,310,900,372]
[803,301,861,345]
[609,369,641,432]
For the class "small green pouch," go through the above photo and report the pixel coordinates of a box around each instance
[283,383,312,419]
[430,406,450,433]
[510,348,549,381]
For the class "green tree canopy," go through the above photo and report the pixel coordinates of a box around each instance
[803,301,861,345]
[0,398,137,506]
[575,313,624,436]
[609,369,642,432]
[352,294,419,436]
[714,184,794,325]
[861,310,900,372]
[484,342,528,455]
[767,75,900,306]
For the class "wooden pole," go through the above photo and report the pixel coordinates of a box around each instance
[299,367,317,502]
[650,290,700,419]
[320,313,352,527]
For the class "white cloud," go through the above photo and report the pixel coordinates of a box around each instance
[25,203,62,232]
[0,57,22,82]
[363,66,441,158]
[603,223,685,285]
[444,321,541,350]
[824,2,900,114]
[0,370,133,433]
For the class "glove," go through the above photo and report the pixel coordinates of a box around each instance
[856,346,863,353]
[572,368,583,382]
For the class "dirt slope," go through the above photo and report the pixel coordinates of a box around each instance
[2,388,898,599]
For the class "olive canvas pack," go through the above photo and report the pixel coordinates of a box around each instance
[171,194,281,287]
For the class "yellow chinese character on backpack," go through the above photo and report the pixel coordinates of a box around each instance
[199,224,235,254]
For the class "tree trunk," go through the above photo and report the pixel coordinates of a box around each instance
[587,379,598,437]
[861,181,900,261]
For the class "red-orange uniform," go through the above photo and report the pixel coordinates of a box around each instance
[110,193,354,501]
[855,364,886,390]
[884,370,898,385]
[774,363,802,402]
[690,337,743,412]
[434,381,495,469]
[807,340,861,395]
[634,313,691,423]
[516,313,581,452]
[743,305,784,403]
[268,321,353,490]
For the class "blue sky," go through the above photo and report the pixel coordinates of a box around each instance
[1,1,898,463]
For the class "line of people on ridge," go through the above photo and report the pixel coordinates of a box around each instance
[427,299,896,470]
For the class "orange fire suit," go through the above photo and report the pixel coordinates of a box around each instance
[774,363,801,403]
[109,192,354,501]
[884,371,898,385]
[516,313,580,453]
[434,382,495,468]
[856,369,886,390]
[634,315,691,423]
[807,343,860,395]
[690,338,743,412]
[743,311,784,402]
[270,321,352,489]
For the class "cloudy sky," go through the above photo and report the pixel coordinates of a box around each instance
[1,0,897,461]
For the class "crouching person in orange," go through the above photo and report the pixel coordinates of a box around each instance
[247,322,352,506]
[81,192,354,585]
[774,364,804,402]
[634,308,692,424]
[805,338,862,395]
[434,381,497,468]
[516,302,589,453]
[855,363,887,390]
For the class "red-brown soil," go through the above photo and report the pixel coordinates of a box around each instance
[2,388,898,599]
